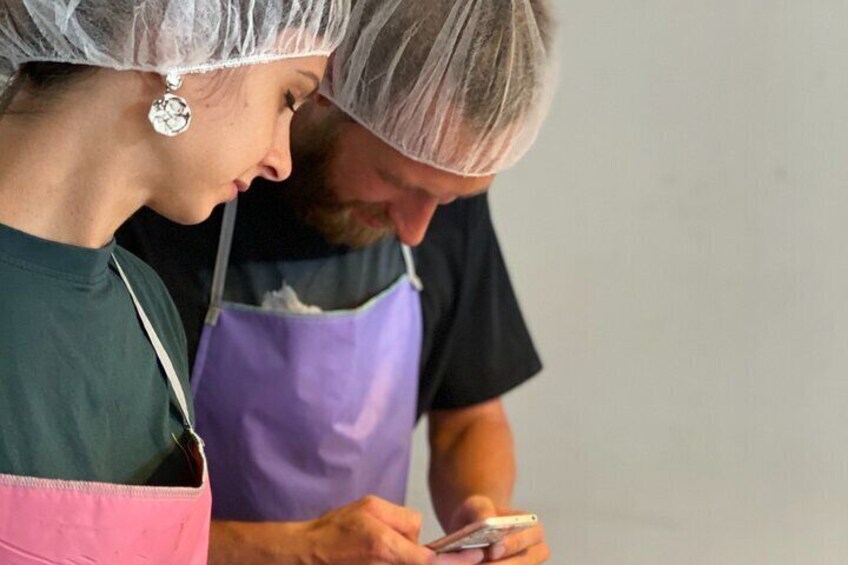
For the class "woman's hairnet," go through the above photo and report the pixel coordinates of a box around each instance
[0,0,350,77]
[320,0,557,177]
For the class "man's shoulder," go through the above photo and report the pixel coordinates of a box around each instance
[416,194,493,269]
[426,193,489,236]
[449,192,490,218]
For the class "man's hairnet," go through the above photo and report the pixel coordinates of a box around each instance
[0,0,350,78]
[320,0,557,177]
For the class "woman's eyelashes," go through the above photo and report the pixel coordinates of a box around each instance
[284,90,297,112]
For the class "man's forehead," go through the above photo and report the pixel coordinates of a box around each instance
[339,123,495,197]
[342,112,500,188]
[380,155,494,198]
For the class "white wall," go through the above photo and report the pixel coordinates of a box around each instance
[408,2,848,563]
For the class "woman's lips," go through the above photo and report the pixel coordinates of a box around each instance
[234,181,250,193]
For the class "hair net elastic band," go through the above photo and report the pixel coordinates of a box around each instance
[1,0,350,80]
[321,90,532,179]
[8,49,338,78]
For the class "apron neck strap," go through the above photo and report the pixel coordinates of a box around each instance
[401,244,424,291]
[206,200,424,323]
[112,254,193,430]
[206,199,239,326]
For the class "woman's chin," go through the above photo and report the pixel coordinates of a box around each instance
[146,200,221,227]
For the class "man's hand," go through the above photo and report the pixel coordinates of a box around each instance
[448,495,550,564]
[301,495,484,565]
[210,496,484,565]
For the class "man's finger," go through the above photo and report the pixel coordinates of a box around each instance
[391,543,439,565]
[451,495,499,531]
[434,548,486,565]
[486,541,507,561]
[497,524,546,559]
[463,495,498,517]
[487,541,551,565]
[370,524,439,565]
[360,496,424,542]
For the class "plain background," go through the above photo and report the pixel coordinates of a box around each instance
[407,2,848,564]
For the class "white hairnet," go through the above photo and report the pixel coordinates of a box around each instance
[0,0,350,78]
[320,0,557,177]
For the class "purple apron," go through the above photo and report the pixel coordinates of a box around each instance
[192,199,424,521]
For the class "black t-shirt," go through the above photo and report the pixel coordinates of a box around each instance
[117,181,541,418]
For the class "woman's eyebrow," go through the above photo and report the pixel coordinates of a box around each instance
[298,70,321,96]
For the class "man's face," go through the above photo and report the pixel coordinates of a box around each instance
[287,103,495,248]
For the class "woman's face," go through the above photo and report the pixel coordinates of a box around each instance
[145,56,327,225]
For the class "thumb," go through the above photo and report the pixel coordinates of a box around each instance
[450,495,498,532]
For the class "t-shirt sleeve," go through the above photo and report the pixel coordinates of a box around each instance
[416,194,543,417]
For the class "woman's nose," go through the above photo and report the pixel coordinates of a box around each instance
[260,117,294,182]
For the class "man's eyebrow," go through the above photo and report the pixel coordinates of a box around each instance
[377,168,432,195]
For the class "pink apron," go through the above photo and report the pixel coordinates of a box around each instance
[0,257,212,565]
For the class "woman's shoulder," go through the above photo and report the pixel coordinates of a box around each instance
[112,246,173,302]
[111,245,189,369]
[112,244,193,388]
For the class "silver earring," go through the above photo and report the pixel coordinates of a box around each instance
[148,72,192,137]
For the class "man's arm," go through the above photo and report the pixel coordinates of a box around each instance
[209,520,305,565]
[207,497,485,565]
[428,399,549,564]
[428,398,516,530]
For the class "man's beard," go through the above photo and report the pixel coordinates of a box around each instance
[287,120,395,249]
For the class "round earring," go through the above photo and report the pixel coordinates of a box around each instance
[148,72,192,137]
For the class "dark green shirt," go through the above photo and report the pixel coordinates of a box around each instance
[0,222,194,486]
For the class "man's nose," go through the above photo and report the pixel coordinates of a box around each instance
[390,194,439,247]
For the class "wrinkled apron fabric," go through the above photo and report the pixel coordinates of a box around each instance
[193,199,423,521]
[0,256,212,565]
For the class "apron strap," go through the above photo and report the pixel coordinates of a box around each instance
[112,254,193,430]
[205,199,239,326]
[205,200,422,322]
[401,244,424,291]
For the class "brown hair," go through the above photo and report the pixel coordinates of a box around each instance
[19,62,97,91]
[0,62,98,114]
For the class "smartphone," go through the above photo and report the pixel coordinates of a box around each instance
[426,514,539,553]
